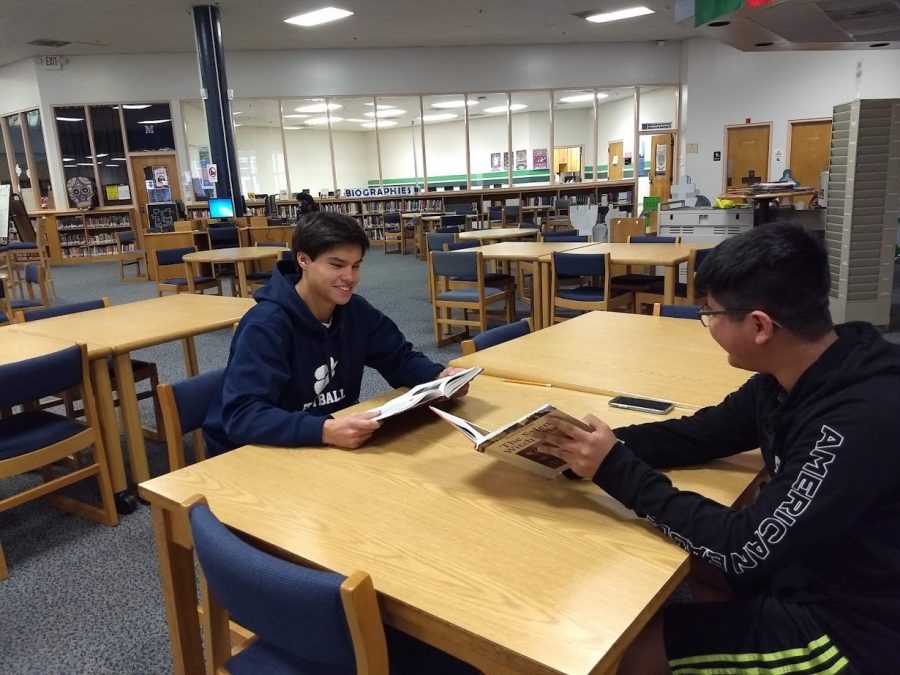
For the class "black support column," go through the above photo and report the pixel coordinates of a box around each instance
[192,5,243,215]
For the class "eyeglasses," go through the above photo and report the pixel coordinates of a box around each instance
[697,305,782,328]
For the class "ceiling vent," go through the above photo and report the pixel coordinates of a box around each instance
[28,39,71,48]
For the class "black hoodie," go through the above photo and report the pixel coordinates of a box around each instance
[596,322,900,674]
[203,267,443,454]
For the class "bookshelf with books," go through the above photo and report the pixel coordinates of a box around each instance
[42,208,138,264]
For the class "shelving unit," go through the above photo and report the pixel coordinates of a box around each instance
[42,208,139,264]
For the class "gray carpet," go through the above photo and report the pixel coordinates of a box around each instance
[1,253,899,674]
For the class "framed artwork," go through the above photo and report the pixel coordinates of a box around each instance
[490,152,501,171]
[503,152,509,170]
[533,148,548,170]
[655,144,667,176]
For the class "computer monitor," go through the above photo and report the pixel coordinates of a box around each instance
[209,197,235,219]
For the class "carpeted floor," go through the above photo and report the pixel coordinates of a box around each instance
[1,252,898,674]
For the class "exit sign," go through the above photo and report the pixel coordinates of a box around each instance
[35,55,63,70]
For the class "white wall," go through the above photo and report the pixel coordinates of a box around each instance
[0,60,40,114]
[332,130,372,189]
[681,38,900,197]
[283,128,333,195]
[233,125,286,194]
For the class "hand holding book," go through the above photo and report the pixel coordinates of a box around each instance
[531,413,619,479]
[368,366,482,422]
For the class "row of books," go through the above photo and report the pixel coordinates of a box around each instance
[60,244,120,258]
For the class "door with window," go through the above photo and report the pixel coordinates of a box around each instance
[129,153,182,233]
[607,140,624,181]
[649,133,674,201]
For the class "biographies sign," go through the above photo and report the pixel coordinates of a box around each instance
[343,186,415,197]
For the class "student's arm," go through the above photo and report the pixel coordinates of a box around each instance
[612,377,763,469]
[362,303,444,387]
[593,396,900,589]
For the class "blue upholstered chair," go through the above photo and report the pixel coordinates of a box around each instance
[502,205,520,225]
[445,240,480,251]
[185,496,476,675]
[19,297,164,436]
[550,251,633,323]
[441,214,466,230]
[7,263,50,315]
[541,229,579,241]
[487,205,503,227]
[155,246,222,296]
[461,318,531,356]
[653,303,702,320]
[116,229,148,281]
[610,235,682,291]
[635,247,711,313]
[383,212,412,255]
[157,368,225,471]
[0,344,118,580]
[541,232,589,243]
[430,250,515,347]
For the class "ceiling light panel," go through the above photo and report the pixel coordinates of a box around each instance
[284,7,354,27]
[584,6,654,23]
[295,103,342,113]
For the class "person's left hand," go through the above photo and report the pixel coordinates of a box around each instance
[532,413,619,478]
[437,367,470,398]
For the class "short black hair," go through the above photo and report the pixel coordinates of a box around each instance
[291,211,370,261]
[694,224,833,340]
[296,192,318,215]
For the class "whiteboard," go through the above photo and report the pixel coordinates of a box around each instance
[0,185,10,239]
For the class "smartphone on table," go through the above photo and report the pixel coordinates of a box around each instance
[608,395,674,415]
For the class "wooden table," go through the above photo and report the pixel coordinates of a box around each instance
[183,246,288,298]
[139,375,763,675]
[451,240,594,327]
[7,294,256,495]
[718,189,816,226]
[458,227,539,243]
[535,242,711,327]
[451,310,751,409]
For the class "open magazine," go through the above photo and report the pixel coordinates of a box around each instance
[369,366,483,421]
[429,403,591,478]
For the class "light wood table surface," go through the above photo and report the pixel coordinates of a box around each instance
[182,246,288,298]
[139,375,763,675]
[450,240,594,327]
[8,294,256,494]
[458,226,540,243]
[0,330,81,365]
[451,310,751,409]
[535,242,712,327]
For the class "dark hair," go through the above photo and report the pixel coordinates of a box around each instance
[296,192,319,215]
[694,224,832,340]
[291,211,370,261]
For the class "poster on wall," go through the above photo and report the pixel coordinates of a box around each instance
[655,144,667,176]
[533,148,548,170]
[503,152,510,170]
[153,166,170,188]
[515,149,527,170]
[490,152,501,171]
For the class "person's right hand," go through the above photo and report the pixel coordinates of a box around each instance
[322,411,382,449]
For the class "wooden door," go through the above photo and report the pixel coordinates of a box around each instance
[608,140,624,180]
[129,152,182,233]
[788,119,832,190]
[649,133,675,201]
[725,125,770,190]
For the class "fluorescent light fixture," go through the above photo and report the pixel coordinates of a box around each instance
[282,114,311,119]
[483,104,528,113]
[95,153,108,158]
[306,116,343,125]
[363,109,405,118]
[421,113,458,122]
[585,6,654,23]
[234,123,243,127]
[431,100,477,109]
[285,7,353,27]
[121,104,151,109]
[283,126,305,130]
[111,157,127,161]
[559,92,609,103]
[76,162,94,166]
[56,116,84,122]
[105,164,119,167]
[364,103,396,108]
[137,118,171,124]
[343,118,371,123]
[232,111,243,115]
[295,103,342,113]
[361,120,398,128]
[62,157,74,162]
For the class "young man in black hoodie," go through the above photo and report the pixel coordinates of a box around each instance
[536,225,900,674]
[204,212,466,454]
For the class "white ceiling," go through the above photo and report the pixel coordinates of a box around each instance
[3,0,896,71]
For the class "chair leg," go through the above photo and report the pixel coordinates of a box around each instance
[0,543,8,580]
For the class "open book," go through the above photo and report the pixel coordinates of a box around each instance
[430,403,591,478]
[370,366,483,421]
